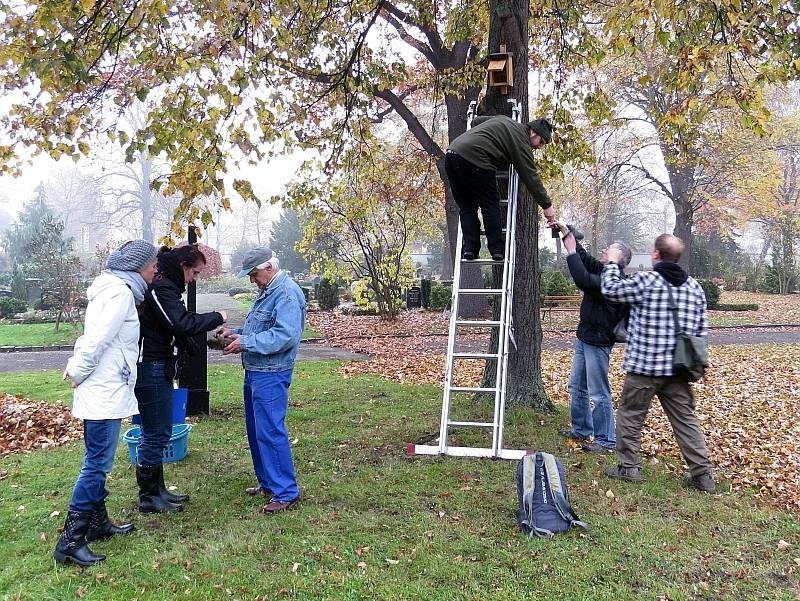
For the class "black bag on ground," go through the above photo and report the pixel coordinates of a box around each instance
[516,452,589,537]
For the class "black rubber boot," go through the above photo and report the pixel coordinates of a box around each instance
[136,464,183,513]
[86,501,136,542]
[158,463,189,504]
[53,510,106,567]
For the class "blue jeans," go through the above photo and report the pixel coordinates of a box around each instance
[243,369,299,502]
[567,340,616,448]
[135,360,173,466]
[69,419,122,512]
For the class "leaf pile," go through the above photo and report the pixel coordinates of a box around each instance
[328,321,800,511]
[0,394,82,457]
[308,310,450,338]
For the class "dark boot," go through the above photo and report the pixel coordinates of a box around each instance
[157,463,189,504]
[53,510,106,567]
[136,464,183,513]
[86,501,136,542]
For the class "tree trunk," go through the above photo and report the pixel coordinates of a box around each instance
[139,152,154,243]
[665,162,694,268]
[480,0,551,411]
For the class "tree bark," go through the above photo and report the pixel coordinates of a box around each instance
[664,161,694,268]
[479,0,551,411]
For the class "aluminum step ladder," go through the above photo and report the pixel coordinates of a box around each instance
[411,99,527,460]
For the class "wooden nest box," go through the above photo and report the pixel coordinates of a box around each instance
[487,50,513,94]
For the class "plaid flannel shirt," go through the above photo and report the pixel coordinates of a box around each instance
[601,263,708,376]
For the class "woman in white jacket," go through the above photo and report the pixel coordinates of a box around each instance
[54,240,158,567]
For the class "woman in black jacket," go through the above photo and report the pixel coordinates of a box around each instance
[135,245,227,513]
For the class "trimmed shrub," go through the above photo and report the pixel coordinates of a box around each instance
[317,278,340,310]
[232,292,256,302]
[541,270,577,297]
[197,275,250,293]
[429,283,452,310]
[228,287,250,296]
[698,279,721,308]
[420,278,432,309]
[0,297,28,318]
[339,305,380,316]
[713,303,759,311]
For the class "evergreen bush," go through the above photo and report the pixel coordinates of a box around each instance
[714,303,759,311]
[698,279,721,308]
[429,284,451,310]
[541,270,577,297]
[317,277,340,310]
[420,278,432,309]
[0,297,28,318]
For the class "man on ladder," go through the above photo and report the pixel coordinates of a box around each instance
[444,115,558,260]
[410,103,559,460]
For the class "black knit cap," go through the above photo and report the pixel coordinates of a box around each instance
[527,118,554,143]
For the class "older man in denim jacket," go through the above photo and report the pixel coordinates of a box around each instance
[216,248,306,513]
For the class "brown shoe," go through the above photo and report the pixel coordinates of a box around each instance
[245,486,270,496]
[262,498,300,513]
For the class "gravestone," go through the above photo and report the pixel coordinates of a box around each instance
[406,286,422,309]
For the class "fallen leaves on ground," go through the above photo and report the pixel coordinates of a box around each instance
[717,291,800,325]
[323,312,800,512]
[0,394,82,456]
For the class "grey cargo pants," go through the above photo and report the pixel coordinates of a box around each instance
[616,373,714,478]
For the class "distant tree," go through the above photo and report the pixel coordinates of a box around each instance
[2,184,56,269]
[298,141,439,319]
[24,217,82,330]
[268,208,311,274]
[229,240,259,275]
[45,167,112,254]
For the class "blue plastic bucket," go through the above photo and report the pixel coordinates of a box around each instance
[122,423,192,464]
[132,388,188,425]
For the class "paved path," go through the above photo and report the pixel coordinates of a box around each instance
[0,342,365,373]
[195,292,249,328]
[0,290,796,373]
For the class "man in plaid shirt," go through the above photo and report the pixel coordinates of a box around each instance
[600,234,715,493]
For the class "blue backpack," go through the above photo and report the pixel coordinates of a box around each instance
[517,452,589,537]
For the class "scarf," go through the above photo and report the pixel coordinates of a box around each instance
[108,269,148,304]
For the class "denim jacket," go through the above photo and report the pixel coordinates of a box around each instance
[234,271,306,372]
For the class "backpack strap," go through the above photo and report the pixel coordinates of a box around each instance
[541,452,590,532]
[520,454,537,535]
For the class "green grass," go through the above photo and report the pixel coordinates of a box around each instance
[1,363,798,600]
[0,322,83,347]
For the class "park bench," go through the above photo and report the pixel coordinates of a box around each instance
[540,295,582,321]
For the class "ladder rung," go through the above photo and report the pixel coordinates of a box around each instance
[448,421,495,428]
[461,258,505,265]
[454,319,501,327]
[459,288,503,294]
[450,386,498,393]
[452,352,500,359]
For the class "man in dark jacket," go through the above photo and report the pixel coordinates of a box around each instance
[556,223,631,453]
[445,116,557,260]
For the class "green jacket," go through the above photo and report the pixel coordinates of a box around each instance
[447,115,551,209]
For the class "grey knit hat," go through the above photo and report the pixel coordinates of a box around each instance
[527,118,554,143]
[106,239,158,272]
